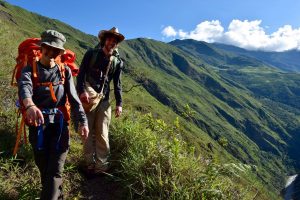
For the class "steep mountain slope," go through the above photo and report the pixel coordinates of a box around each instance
[122,38,300,189]
[0,1,244,196]
[170,39,268,69]
[171,39,300,111]
[1,1,300,199]
[171,38,300,163]
[213,42,300,72]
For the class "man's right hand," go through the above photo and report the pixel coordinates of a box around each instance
[26,106,44,126]
[79,125,89,142]
[80,92,89,104]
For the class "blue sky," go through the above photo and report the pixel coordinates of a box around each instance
[5,0,300,51]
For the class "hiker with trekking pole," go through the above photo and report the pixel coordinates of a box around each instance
[18,30,89,199]
[76,27,124,175]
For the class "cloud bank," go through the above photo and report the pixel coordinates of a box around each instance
[162,20,300,52]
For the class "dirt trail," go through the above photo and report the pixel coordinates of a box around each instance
[80,174,127,200]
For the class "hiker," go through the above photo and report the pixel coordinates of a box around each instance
[18,30,89,200]
[76,27,124,174]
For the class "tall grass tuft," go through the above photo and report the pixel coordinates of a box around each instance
[110,111,258,200]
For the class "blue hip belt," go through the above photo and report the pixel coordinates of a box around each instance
[37,108,64,151]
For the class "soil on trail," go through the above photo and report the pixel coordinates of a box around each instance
[81,174,127,200]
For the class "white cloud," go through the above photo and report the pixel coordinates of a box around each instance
[178,29,188,38]
[162,26,177,37]
[268,25,300,51]
[187,20,224,43]
[223,20,269,50]
[163,19,300,52]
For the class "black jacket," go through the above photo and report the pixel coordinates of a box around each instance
[76,48,123,106]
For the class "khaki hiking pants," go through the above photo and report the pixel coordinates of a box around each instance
[84,100,111,171]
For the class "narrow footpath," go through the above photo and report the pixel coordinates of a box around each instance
[81,174,126,200]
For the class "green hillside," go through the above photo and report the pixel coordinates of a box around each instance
[171,38,300,162]
[123,38,300,185]
[1,1,300,199]
[170,39,267,69]
[213,42,300,72]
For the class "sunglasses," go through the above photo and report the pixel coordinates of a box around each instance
[41,44,62,55]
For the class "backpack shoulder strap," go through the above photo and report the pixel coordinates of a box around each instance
[58,63,66,83]
[32,59,39,87]
[33,63,65,103]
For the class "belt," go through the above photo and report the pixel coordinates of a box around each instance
[37,108,64,151]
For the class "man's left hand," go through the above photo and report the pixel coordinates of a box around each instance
[115,106,122,118]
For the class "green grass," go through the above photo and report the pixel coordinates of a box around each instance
[0,111,274,200]
[1,0,300,198]
[109,111,275,200]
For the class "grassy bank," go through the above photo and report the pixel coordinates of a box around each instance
[1,110,275,199]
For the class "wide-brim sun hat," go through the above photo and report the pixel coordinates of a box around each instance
[98,27,125,43]
[40,30,66,51]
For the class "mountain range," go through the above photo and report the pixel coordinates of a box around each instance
[1,0,300,199]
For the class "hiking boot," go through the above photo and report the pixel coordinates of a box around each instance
[95,161,110,170]
[93,162,114,177]
[79,164,98,179]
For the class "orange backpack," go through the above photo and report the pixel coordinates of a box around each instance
[11,38,79,155]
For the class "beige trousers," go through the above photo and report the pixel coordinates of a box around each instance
[84,100,111,170]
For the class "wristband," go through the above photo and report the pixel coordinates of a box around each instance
[25,104,36,111]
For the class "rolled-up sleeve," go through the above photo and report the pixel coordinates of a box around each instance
[65,67,88,126]
[18,66,33,101]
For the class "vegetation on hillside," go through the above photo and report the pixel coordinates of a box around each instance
[1,0,300,199]
[0,110,272,199]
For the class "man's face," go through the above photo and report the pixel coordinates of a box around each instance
[104,36,118,55]
[41,44,63,66]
